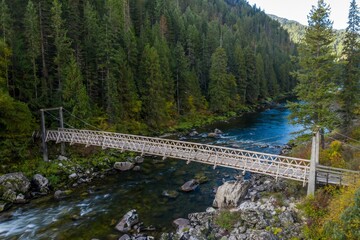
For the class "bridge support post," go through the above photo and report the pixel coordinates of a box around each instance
[307,130,320,196]
[40,109,49,162]
[59,107,65,156]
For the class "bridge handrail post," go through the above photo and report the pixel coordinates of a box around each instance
[307,129,319,196]
[59,107,65,155]
[40,109,49,162]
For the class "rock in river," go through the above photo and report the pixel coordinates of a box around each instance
[114,162,134,171]
[162,190,179,199]
[213,180,251,208]
[115,209,139,233]
[180,179,199,192]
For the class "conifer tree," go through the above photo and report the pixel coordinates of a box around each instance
[63,55,90,126]
[24,0,41,102]
[51,0,72,100]
[139,44,168,129]
[245,47,259,103]
[0,0,12,89]
[341,0,360,125]
[289,0,338,131]
[209,47,236,113]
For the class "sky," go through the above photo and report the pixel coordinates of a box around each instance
[246,0,353,30]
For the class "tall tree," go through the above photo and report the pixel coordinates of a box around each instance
[24,0,41,102]
[0,0,12,90]
[63,55,90,126]
[139,44,168,129]
[51,0,72,101]
[209,47,236,113]
[341,0,360,125]
[289,0,338,131]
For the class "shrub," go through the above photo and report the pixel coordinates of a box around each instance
[214,210,241,231]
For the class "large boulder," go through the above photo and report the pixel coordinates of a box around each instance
[0,173,31,202]
[32,174,49,194]
[115,209,139,233]
[213,180,251,208]
[114,162,134,171]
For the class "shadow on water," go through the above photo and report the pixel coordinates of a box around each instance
[0,103,302,239]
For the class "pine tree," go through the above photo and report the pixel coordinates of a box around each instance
[63,55,90,127]
[245,47,259,103]
[51,0,72,101]
[289,0,338,131]
[341,0,360,125]
[0,0,12,90]
[209,47,236,113]
[139,44,168,129]
[24,0,41,102]
[234,46,247,103]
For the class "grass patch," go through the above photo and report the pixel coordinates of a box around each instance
[214,210,241,231]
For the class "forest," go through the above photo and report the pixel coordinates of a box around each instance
[0,0,297,140]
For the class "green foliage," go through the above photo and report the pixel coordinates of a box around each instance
[320,140,346,168]
[63,55,91,127]
[289,0,339,132]
[209,47,237,113]
[298,188,332,239]
[340,0,360,125]
[214,210,241,231]
[0,0,298,159]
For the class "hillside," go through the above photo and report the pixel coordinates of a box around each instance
[269,14,346,56]
[0,0,297,139]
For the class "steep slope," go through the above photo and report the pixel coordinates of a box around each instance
[269,14,346,56]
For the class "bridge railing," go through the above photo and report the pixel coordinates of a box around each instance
[316,165,360,186]
[45,128,360,186]
[46,128,311,183]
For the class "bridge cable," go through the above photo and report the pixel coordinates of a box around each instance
[332,131,360,144]
[326,136,360,151]
[62,108,102,131]
[45,111,76,129]
[249,133,289,145]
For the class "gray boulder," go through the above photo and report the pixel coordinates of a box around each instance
[180,179,199,192]
[119,234,131,240]
[0,172,31,202]
[115,209,139,233]
[249,230,278,240]
[114,162,134,171]
[32,174,49,193]
[173,218,190,233]
[134,156,144,164]
[213,180,251,208]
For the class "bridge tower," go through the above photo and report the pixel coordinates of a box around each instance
[40,107,65,161]
[307,129,320,196]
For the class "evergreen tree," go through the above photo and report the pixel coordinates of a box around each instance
[51,0,72,101]
[0,40,34,137]
[139,44,168,129]
[0,0,12,89]
[24,0,41,102]
[234,46,247,103]
[244,47,259,103]
[209,47,236,113]
[256,53,267,98]
[341,0,360,125]
[63,55,90,126]
[289,0,338,131]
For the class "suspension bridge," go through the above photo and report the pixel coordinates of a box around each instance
[39,107,360,195]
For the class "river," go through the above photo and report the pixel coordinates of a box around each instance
[0,104,302,240]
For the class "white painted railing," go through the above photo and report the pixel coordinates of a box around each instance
[46,128,360,185]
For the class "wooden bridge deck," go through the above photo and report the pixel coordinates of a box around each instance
[46,128,360,185]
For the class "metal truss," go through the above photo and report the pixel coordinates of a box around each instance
[46,128,359,185]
